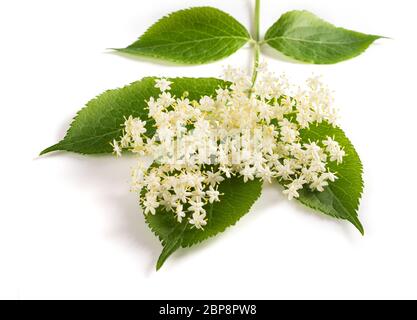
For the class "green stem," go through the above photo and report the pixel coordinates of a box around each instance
[254,0,260,41]
[251,43,260,86]
[251,0,261,88]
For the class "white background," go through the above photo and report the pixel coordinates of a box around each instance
[1,0,416,299]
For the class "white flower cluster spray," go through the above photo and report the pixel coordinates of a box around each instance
[112,64,346,230]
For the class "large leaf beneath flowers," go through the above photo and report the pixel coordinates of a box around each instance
[294,122,364,234]
[117,7,251,64]
[264,10,382,64]
[146,176,262,270]
[40,77,226,155]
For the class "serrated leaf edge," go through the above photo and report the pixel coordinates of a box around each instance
[145,179,263,270]
[264,10,383,64]
[116,6,251,65]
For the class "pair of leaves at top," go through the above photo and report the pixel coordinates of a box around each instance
[41,77,363,269]
[116,7,382,65]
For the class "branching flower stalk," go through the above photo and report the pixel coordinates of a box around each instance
[112,66,344,229]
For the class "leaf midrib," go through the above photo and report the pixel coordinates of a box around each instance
[129,36,250,50]
[56,129,121,147]
[265,35,373,45]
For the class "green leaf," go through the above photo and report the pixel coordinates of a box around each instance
[146,176,263,270]
[40,77,226,155]
[116,7,251,64]
[264,10,382,64]
[294,122,364,234]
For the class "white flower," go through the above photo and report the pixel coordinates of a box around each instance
[280,126,298,143]
[143,194,159,215]
[323,171,338,182]
[283,178,305,200]
[240,165,255,182]
[322,136,345,164]
[199,96,215,111]
[257,101,274,123]
[330,148,346,164]
[159,192,176,211]
[215,88,229,102]
[219,166,232,178]
[256,165,274,183]
[281,95,295,112]
[147,97,161,117]
[189,211,207,230]
[188,200,206,215]
[206,186,220,203]
[158,91,175,107]
[304,142,322,161]
[309,166,325,181]
[205,170,225,186]
[111,139,122,157]
[276,160,294,180]
[283,184,299,200]
[322,136,339,151]
[157,126,174,142]
[175,203,186,223]
[301,167,318,183]
[310,175,329,192]
[155,78,172,92]
[190,188,206,202]
[120,134,131,148]
[173,186,191,203]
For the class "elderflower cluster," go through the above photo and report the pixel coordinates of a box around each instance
[111,63,345,230]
